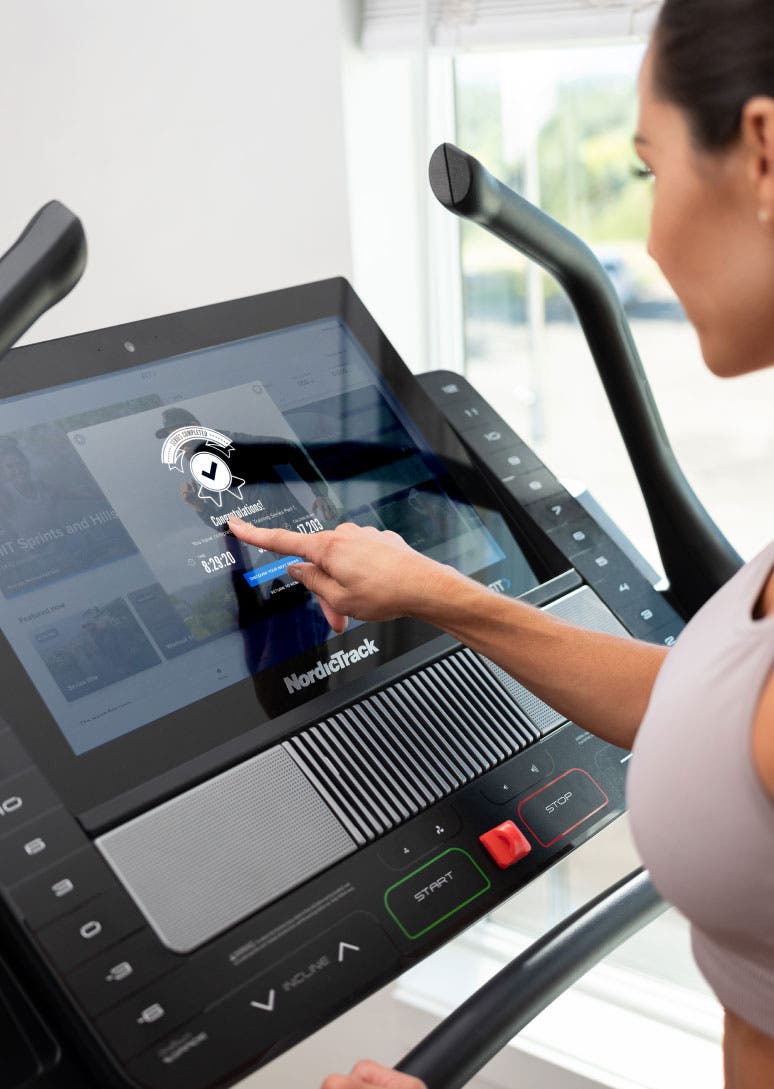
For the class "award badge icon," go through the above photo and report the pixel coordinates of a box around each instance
[159,422,245,508]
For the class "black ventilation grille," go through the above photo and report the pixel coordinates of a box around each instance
[284,647,541,846]
[480,657,565,735]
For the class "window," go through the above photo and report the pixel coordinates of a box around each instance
[451,37,725,1017]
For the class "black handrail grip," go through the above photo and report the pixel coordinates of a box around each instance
[428,143,742,617]
[397,867,666,1089]
[0,201,86,361]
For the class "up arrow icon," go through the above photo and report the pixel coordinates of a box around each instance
[338,942,360,963]
[250,989,276,1013]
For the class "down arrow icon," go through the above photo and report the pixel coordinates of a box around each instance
[338,942,360,962]
[250,989,276,1012]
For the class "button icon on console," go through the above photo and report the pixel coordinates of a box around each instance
[137,1003,165,1025]
[106,961,134,984]
[337,942,360,963]
[80,920,103,940]
[250,989,276,1013]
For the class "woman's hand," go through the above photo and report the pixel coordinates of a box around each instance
[228,518,454,633]
[321,1059,427,1089]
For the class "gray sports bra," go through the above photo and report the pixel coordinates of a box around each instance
[627,539,774,1036]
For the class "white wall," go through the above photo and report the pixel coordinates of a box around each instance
[0,0,353,343]
[340,2,464,377]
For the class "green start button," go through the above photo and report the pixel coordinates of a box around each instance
[384,847,491,940]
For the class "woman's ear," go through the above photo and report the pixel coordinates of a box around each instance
[741,96,774,223]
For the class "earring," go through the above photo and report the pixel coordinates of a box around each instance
[758,208,771,224]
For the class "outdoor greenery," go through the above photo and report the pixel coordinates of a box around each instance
[539,76,649,241]
[457,65,653,320]
[457,70,649,243]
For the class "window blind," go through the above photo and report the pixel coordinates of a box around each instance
[361,0,659,50]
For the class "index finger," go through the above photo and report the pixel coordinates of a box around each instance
[228,517,327,562]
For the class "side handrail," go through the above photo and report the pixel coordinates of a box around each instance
[428,142,742,618]
[397,867,666,1089]
[0,201,86,361]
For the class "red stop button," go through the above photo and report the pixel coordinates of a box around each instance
[479,821,532,869]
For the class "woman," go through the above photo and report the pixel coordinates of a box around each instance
[230,1,774,1084]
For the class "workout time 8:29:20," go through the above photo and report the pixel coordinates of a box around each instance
[200,550,237,574]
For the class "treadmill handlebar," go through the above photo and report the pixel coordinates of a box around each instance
[397,867,667,1089]
[0,201,87,361]
[428,142,742,617]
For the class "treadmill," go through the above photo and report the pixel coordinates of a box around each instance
[0,147,741,1089]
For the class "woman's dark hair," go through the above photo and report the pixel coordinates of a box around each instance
[652,0,774,150]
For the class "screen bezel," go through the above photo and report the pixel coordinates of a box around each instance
[0,278,561,826]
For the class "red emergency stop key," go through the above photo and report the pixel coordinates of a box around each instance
[479,820,532,869]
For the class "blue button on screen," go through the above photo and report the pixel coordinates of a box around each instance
[243,556,303,587]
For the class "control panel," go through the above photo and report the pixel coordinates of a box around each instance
[0,378,684,1089]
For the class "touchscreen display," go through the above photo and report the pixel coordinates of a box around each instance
[0,318,537,757]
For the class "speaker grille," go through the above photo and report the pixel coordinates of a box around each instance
[478,585,630,734]
[284,646,539,845]
[97,746,355,952]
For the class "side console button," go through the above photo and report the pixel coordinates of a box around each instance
[485,445,542,482]
[548,519,607,559]
[591,570,653,613]
[9,847,119,929]
[36,888,145,973]
[517,769,609,848]
[644,621,681,648]
[619,597,680,640]
[571,548,635,589]
[463,424,519,459]
[438,398,499,434]
[95,968,200,1061]
[384,848,491,940]
[528,494,586,531]
[0,770,59,840]
[0,809,87,888]
[67,929,181,1017]
[502,468,564,506]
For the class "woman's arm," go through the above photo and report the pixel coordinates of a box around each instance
[724,1008,774,1088]
[229,520,667,750]
[414,561,667,750]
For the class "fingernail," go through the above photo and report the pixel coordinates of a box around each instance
[229,515,246,526]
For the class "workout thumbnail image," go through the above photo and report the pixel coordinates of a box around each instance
[32,597,161,702]
[128,569,329,677]
[129,579,238,657]
[0,419,137,598]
